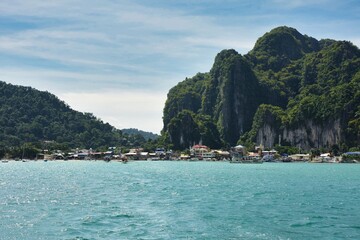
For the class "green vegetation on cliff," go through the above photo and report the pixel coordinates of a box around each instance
[165,110,222,150]
[162,26,360,150]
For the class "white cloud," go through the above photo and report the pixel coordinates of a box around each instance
[58,90,167,134]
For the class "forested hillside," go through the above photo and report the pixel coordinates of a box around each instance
[122,128,159,140]
[0,81,139,151]
[162,26,360,151]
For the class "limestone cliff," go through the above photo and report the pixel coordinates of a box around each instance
[203,50,263,145]
[162,26,360,150]
[256,119,343,150]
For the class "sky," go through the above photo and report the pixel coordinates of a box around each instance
[0,0,359,134]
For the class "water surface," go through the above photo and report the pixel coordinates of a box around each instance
[1,161,359,239]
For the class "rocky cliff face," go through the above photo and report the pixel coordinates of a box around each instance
[283,120,342,149]
[203,50,263,145]
[162,26,360,150]
[257,119,342,150]
[163,50,263,148]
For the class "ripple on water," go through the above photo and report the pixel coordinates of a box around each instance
[1,161,360,239]
[110,213,135,219]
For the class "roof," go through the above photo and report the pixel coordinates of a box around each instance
[262,149,277,153]
[219,151,230,155]
[192,144,208,149]
[344,152,360,155]
[234,145,245,149]
[92,152,103,155]
[248,152,260,157]
[125,152,137,156]
[289,154,310,157]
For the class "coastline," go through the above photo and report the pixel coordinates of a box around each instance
[1,158,359,164]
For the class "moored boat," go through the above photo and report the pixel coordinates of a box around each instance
[230,155,263,164]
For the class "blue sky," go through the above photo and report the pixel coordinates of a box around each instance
[0,0,359,133]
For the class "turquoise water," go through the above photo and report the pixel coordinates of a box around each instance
[0,161,359,240]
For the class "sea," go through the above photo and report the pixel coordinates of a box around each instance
[0,161,359,240]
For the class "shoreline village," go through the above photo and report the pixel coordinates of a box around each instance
[3,145,359,164]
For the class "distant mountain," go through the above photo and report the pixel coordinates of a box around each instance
[0,81,142,150]
[162,26,360,151]
[122,128,160,140]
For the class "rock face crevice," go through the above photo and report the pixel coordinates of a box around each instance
[205,52,262,145]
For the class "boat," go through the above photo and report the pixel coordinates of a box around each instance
[229,158,263,164]
[230,153,263,164]
[321,156,338,163]
[1,160,9,163]
[200,152,216,161]
[229,160,242,164]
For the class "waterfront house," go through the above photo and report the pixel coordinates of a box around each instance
[139,152,149,160]
[180,154,190,160]
[213,150,230,160]
[262,149,278,156]
[155,148,165,156]
[232,145,246,156]
[191,144,210,159]
[248,152,260,157]
[124,152,138,160]
[90,152,104,160]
